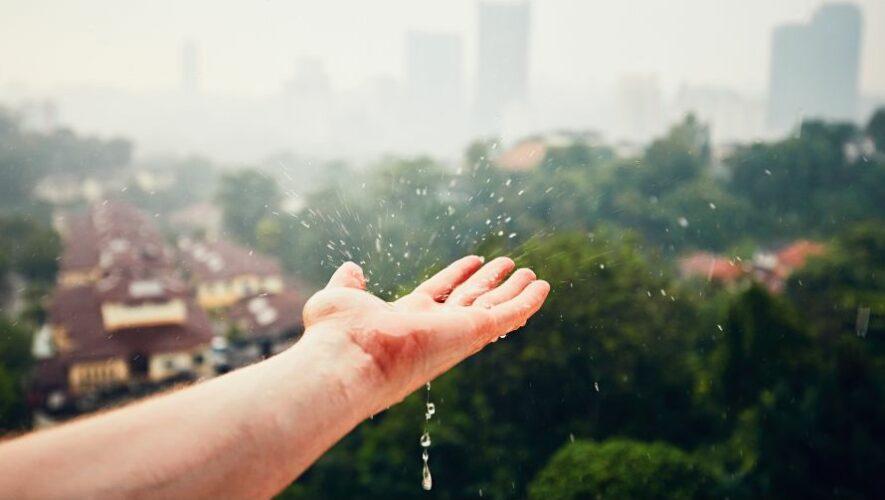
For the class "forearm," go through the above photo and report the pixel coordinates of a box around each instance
[0,331,379,499]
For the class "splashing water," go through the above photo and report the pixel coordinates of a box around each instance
[421,381,433,491]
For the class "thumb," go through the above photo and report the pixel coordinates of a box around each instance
[326,261,366,290]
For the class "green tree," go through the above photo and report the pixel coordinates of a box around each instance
[638,114,710,196]
[787,222,885,342]
[528,439,716,500]
[867,107,885,152]
[0,316,33,430]
[216,169,281,245]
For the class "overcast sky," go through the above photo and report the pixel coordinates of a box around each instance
[2,0,884,97]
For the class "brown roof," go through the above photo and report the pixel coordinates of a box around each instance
[225,290,305,340]
[60,201,176,278]
[48,285,211,363]
[59,213,100,272]
[179,239,282,282]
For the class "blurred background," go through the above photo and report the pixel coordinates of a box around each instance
[0,0,883,498]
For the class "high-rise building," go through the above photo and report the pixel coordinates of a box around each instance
[767,3,862,133]
[475,0,531,135]
[181,40,200,94]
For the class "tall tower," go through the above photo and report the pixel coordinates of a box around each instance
[181,40,200,94]
[767,3,862,133]
[475,0,531,135]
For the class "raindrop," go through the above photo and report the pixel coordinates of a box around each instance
[422,461,433,491]
[420,433,431,447]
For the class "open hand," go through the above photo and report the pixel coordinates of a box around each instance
[301,256,550,409]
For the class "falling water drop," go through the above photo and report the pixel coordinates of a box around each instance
[421,460,433,491]
[420,381,434,491]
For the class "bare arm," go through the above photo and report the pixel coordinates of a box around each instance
[0,256,549,498]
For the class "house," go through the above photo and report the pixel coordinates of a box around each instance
[678,252,746,284]
[30,202,213,420]
[178,238,286,309]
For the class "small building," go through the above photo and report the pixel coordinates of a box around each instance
[30,202,212,421]
[178,238,286,310]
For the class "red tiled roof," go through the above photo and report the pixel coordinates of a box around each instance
[776,240,826,270]
[679,252,745,282]
[179,239,282,282]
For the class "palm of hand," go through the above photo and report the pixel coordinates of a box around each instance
[302,256,549,404]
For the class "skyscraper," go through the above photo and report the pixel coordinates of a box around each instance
[767,3,862,133]
[475,0,531,135]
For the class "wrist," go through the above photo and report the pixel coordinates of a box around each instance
[273,324,387,422]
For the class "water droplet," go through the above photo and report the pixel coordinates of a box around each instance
[677,217,689,228]
[420,433,431,447]
[426,402,435,416]
[422,462,433,491]
[594,382,600,392]
[716,324,723,332]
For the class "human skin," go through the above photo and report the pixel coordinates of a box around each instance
[0,256,549,499]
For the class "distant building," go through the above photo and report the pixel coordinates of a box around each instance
[224,290,305,360]
[475,0,531,134]
[30,202,213,419]
[679,253,746,284]
[494,130,602,171]
[678,240,826,293]
[768,3,862,133]
[178,238,285,310]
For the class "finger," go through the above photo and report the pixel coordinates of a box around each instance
[325,261,366,290]
[447,256,516,306]
[473,268,536,308]
[413,255,485,300]
[489,280,550,334]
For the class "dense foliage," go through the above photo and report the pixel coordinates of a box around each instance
[1,101,883,496]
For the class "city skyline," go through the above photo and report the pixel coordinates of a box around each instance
[1,1,883,162]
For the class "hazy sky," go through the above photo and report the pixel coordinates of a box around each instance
[2,0,884,97]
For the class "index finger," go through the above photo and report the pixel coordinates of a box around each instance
[413,255,485,301]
